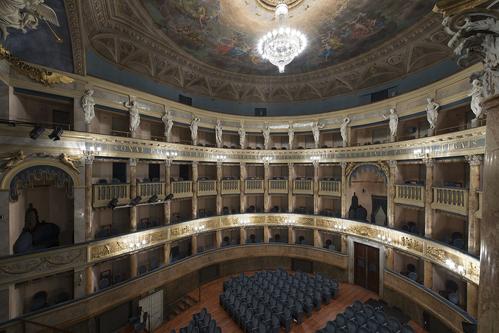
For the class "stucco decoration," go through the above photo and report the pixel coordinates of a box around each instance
[125,96,140,133]
[81,89,96,125]
[82,0,452,103]
[426,98,440,129]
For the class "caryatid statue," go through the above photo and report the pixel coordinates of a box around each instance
[312,121,324,148]
[383,108,398,140]
[161,110,174,142]
[288,124,294,149]
[81,89,95,125]
[190,117,200,145]
[238,126,246,149]
[215,120,223,148]
[469,78,485,119]
[124,96,140,133]
[262,124,271,150]
[425,98,440,130]
[340,117,351,147]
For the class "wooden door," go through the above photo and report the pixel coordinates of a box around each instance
[139,289,164,331]
[354,242,380,294]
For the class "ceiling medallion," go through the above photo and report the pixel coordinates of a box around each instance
[257,2,307,73]
[256,0,304,11]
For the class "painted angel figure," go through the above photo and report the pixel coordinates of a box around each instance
[340,117,351,146]
[161,110,174,142]
[215,120,223,148]
[425,98,440,129]
[190,117,200,144]
[125,97,140,133]
[262,124,270,150]
[469,78,485,119]
[288,125,294,150]
[382,108,399,139]
[81,89,95,125]
[312,121,324,148]
[238,126,246,149]
[0,0,61,40]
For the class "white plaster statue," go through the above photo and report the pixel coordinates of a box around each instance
[190,117,200,144]
[215,120,223,148]
[288,125,294,150]
[425,98,440,129]
[0,0,60,40]
[383,108,399,139]
[80,89,95,125]
[262,124,270,150]
[161,110,174,142]
[238,126,246,149]
[124,97,140,133]
[469,78,485,119]
[312,121,324,148]
[340,117,351,147]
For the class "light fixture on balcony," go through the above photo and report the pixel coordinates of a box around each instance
[262,156,274,163]
[108,197,118,209]
[129,196,142,206]
[166,151,178,158]
[310,155,321,162]
[257,2,307,73]
[216,154,227,161]
[194,225,206,233]
[148,194,159,203]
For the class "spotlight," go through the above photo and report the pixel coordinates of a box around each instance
[29,126,45,140]
[148,194,158,203]
[165,193,174,201]
[130,196,142,206]
[48,127,63,141]
[108,198,118,209]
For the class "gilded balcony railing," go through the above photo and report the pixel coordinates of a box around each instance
[171,181,193,199]
[293,179,313,195]
[394,185,425,208]
[198,180,217,196]
[269,179,288,194]
[221,179,240,195]
[318,180,341,197]
[431,187,468,216]
[475,191,483,219]
[245,179,264,194]
[137,182,165,201]
[93,183,130,207]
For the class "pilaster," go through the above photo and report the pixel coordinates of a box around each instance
[240,227,247,245]
[341,162,348,218]
[288,226,295,245]
[264,225,270,243]
[467,155,482,256]
[313,160,320,215]
[191,234,198,255]
[216,161,223,216]
[423,261,433,290]
[129,158,138,232]
[162,242,171,265]
[164,159,172,225]
[240,163,247,214]
[387,160,397,228]
[85,265,95,295]
[424,158,434,238]
[216,229,223,248]
[130,253,138,278]
[288,163,294,213]
[313,229,322,248]
[264,160,270,212]
[84,155,94,240]
[192,161,198,219]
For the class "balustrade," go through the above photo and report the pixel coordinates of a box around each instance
[198,180,217,196]
[269,179,288,194]
[318,180,341,197]
[221,179,240,195]
[293,179,313,195]
[394,185,425,208]
[137,182,165,201]
[93,183,130,207]
[245,179,264,194]
[171,181,193,199]
[431,187,468,216]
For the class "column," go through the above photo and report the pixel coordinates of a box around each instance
[192,161,198,219]
[162,242,171,265]
[84,155,94,240]
[340,235,348,254]
[313,161,320,215]
[313,229,322,248]
[424,158,434,238]
[467,282,478,319]
[216,230,223,248]
[130,253,138,278]
[240,227,247,245]
[423,261,433,289]
[288,163,294,213]
[240,163,247,214]
[85,265,95,295]
[387,160,397,228]
[341,162,348,218]
[264,160,270,212]
[73,162,86,243]
[385,247,394,271]
[467,155,482,256]
[129,159,138,232]
[164,159,172,225]
[216,161,223,216]
[288,226,295,245]
[264,225,270,243]
[191,235,198,255]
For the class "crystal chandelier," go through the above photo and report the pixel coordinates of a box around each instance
[257,2,307,73]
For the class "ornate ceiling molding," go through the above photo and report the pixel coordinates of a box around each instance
[81,0,452,102]
[64,0,85,75]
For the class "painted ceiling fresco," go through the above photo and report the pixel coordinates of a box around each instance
[142,0,435,75]
[3,0,73,73]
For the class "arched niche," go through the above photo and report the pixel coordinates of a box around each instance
[1,159,80,254]
[346,163,388,225]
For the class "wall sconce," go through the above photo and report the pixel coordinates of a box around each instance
[377,233,392,244]
[166,151,178,158]
[216,155,227,161]
[310,155,321,162]
[193,225,206,233]
[262,156,273,163]
[81,145,102,156]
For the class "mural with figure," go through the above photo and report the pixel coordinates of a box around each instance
[143,0,433,75]
[1,0,73,73]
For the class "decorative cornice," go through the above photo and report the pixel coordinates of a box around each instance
[64,0,85,75]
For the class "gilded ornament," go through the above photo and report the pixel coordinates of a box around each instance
[0,150,26,172]
[58,153,81,174]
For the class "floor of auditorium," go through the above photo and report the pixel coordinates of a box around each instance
[157,274,426,333]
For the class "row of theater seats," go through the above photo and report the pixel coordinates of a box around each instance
[219,270,339,333]
[316,299,415,333]
[171,308,221,333]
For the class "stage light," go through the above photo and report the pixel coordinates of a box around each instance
[48,127,63,141]
[148,194,158,203]
[130,196,142,206]
[165,193,174,201]
[108,198,118,209]
[29,126,45,140]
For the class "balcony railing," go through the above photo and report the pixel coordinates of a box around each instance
[269,179,288,194]
[394,185,425,208]
[221,179,240,195]
[172,181,193,199]
[245,179,264,194]
[93,183,130,207]
[198,180,217,196]
[475,191,483,219]
[431,187,468,216]
[293,179,313,195]
[137,182,165,201]
[318,180,341,197]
